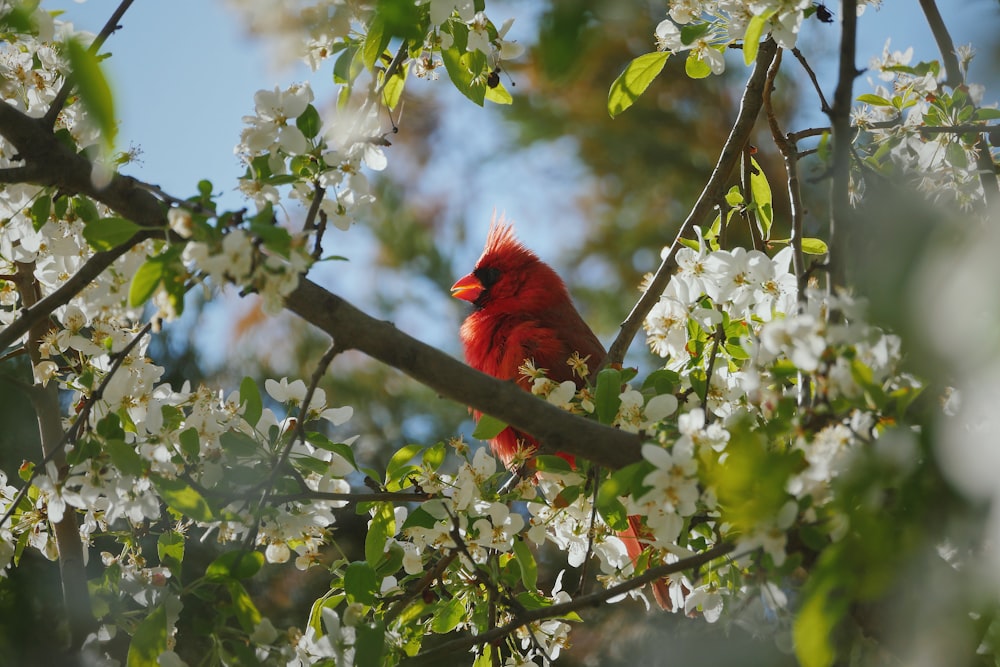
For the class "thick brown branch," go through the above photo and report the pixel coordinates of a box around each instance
[605,38,778,367]
[284,279,644,471]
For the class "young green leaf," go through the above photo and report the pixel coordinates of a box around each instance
[295,103,322,139]
[127,604,167,667]
[152,474,215,522]
[743,10,776,65]
[355,621,386,667]
[365,502,395,566]
[607,51,669,118]
[685,51,712,79]
[227,581,263,632]
[594,367,623,425]
[750,156,773,240]
[380,62,408,110]
[344,560,379,605]
[472,413,508,440]
[801,237,829,255]
[512,537,538,591]
[66,37,116,149]
[83,217,142,251]
[206,549,265,581]
[239,376,263,429]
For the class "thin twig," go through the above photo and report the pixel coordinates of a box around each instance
[791,47,831,114]
[605,38,779,368]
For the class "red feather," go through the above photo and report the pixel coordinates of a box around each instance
[452,216,671,609]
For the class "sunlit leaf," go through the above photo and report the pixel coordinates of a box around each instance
[67,37,116,149]
[607,51,669,118]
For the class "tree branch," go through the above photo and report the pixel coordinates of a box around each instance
[398,541,735,666]
[827,0,860,290]
[284,279,645,471]
[605,38,778,367]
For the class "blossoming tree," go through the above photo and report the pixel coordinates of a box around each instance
[0,0,997,665]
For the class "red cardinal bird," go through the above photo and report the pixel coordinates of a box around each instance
[451,217,671,609]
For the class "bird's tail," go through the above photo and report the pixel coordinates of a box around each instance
[618,515,672,610]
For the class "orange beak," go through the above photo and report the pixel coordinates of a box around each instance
[450,272,484,303]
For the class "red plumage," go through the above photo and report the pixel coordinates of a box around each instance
[451,216,671,609]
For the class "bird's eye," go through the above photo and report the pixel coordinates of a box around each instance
[476,266,501,288]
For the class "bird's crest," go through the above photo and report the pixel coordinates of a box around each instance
[480,213,535,265]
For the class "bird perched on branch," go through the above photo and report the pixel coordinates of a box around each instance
[451,216,671,609]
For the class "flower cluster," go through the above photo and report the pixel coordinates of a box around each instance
[851,41,996,211]
[654,0,883,76]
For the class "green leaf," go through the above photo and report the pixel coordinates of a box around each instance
[594,367,623,425]
[228,581,262,631]
[431,597,465,633]
[533,455,574,474]
[801,237,829,255]
[749,156,773,240]
[485,80,513,105]
[680,22,711,46]
[365,502,395,566]
[71,196,100,224]
[66,38,116,149]
[295,104,322,139]
[856,93,891,106]
[442,45,487,106]
[685,51,712,79]
[973,108,1000,121]
[423,442,446,470]
[239,377,263,429]
[83,217,142,251]
[206,549,265,581]
[401,505,439,531]
[178,427,201,458]
[596,461,648,532]
[386,444,423,483]
[152,474,214,522]
[127,604,167,667]
[220,431,259,458]
[107,439,145,477]
[472,414,508,440]
[793,580,845,667]
[157,531,185,572]
[128,257,165,306]
[362,15,390,72]
[607,51,669,118]
[344,560,379,605]
[743,10,776,65]
[30,194,50,232]
[355,621,386,667]
[512,537,538,591]
[380,62,408,110]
